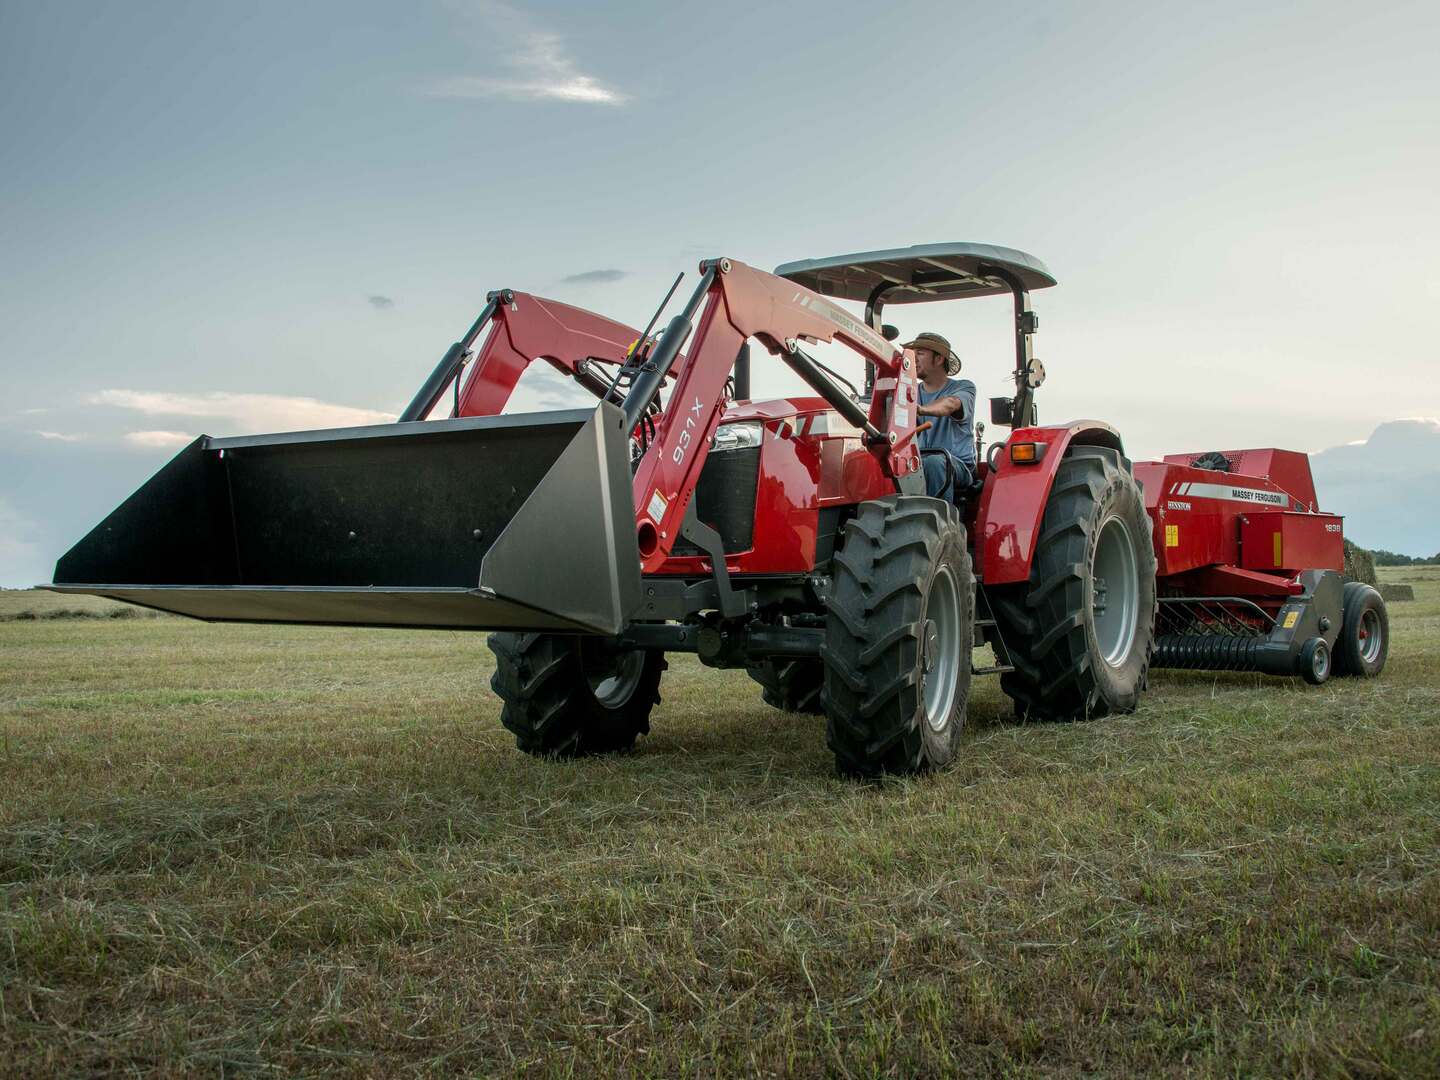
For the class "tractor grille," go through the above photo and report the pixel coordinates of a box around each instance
[672,446,760,556]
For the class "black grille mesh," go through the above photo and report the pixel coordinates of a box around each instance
[671,447,761,555]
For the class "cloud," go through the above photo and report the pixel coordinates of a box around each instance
[423,3,627,105]
[1310,418,1440,556]
[123,430,196,449]
[368,294,395,309]
[507,379,595,414]
[560,268,628,285]
[90,390,396,435]
[35,431,86,442]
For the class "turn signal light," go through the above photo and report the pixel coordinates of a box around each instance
[1010,442,1043,464]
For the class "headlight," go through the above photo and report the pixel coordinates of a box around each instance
[712,421,763,452]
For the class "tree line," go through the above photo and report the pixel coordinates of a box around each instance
[1368,548,1440,567]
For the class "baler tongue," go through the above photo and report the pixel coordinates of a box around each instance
[49,403,642,634]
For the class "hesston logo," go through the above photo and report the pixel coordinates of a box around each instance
[1167,500,1192,511]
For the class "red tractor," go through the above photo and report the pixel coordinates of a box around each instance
[50,244,1388,777]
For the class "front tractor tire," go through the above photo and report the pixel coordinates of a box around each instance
[991,445,1157,722]
[487,632,665,758]
[746,659,825,714]
[821,496,974,778]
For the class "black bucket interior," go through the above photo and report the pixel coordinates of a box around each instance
[52,405,643,633]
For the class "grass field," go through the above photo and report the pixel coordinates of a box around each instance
[2,570,1437,1077]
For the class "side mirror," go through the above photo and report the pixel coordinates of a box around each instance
[881,323,900,341]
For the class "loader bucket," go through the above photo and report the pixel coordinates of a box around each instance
[48,403,642,635]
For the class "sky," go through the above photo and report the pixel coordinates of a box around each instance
[2,0,1438,584]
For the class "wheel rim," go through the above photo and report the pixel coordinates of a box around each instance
[1358,608,1384,665]
[1312,640,1331,680]
[589,651,645,709]
[1092,515,1140,668]
[922,563,962,732]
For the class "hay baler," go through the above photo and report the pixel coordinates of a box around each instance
[1138,450,1387,683]
[50,244,1387,777]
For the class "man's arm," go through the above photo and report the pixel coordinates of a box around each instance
[917,395,964,418]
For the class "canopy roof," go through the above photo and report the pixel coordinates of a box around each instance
[774,243,1055,304]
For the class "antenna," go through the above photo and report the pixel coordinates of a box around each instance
[631,272,684,358]
[602,271,685,407]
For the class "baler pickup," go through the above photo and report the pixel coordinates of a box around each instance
[48,403,642,634]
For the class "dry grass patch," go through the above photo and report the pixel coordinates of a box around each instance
[1,569,1437,1076]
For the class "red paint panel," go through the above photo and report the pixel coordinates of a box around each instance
[717,261,921,482]
[1238,512,1344,574]
[743,422,820,572]
[1134,461,1243,575]
[1136,460,1317,580]
[654,407,892,577]
[455,321,530,417]
[1171,565,1304,599]
[456,292,642,417]
[637,261,920,572]
[503,294,643,369]
[974,422,1124,585]
[1159,448,1320,510]
[630,295,746,573]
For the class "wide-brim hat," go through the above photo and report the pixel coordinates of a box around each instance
[901,332,954,362]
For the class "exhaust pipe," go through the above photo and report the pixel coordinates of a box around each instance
[48,403,642,634]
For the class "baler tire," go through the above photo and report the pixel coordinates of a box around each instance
[1299,637,1332,686]
[993,445,1157,722]
[487,632,665,758]
[821,496,974,779]
[746,659,825,714]
[1334,582,1388,678]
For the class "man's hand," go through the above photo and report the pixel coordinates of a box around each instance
[917,396,964,418]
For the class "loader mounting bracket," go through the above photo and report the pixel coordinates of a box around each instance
[678,500,747,618]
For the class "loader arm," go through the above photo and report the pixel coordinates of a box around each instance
[454,292,654,417]
[628,259,924,573]
[50,260,922,633]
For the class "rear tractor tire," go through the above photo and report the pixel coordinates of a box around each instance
[1334,582,1388,678]
[821,496,974,778]
[991,445,1157,721]
[487,632,665,757]
[746,658,825,714]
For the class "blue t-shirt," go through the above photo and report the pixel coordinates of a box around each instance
[918,377,977,466]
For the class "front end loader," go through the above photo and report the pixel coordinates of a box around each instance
[52,244,1384,777]
[50,291,654,636]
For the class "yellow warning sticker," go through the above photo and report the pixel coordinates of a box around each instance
[1283,611,1299,629]
[1165,524,1179,548]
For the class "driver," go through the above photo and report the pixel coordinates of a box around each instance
[905,332,976,500]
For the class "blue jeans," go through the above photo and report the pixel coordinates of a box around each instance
[922,453,975,502]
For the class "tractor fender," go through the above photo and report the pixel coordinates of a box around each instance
[974,421,1125,586]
